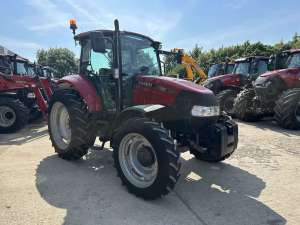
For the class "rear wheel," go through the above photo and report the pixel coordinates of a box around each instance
[112,118,181,200]
[234,88,262,122]
[48,89,96,160]
[217,89,239,116]
[0,97,29,133]
[274,88,300,130]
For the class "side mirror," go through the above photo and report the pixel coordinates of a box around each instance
[90,32,107,53]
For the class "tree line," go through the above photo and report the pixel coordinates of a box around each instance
[188,33,300,73]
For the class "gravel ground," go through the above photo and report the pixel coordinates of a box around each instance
[0,119,299,225]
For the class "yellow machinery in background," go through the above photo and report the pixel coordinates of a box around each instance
[160,48,207,83]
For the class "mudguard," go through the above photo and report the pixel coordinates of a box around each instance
[57,75,102,112]
[112,104,165,129]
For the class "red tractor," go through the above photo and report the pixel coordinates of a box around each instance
[234,49,300,129]
[203,56,269,115]
[207,61,234,78]
[0,54,53,133]
[47,19,238,200]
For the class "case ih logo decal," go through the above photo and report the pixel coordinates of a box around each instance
[138,81,153,87]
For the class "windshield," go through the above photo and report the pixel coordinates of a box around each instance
[208,64,221,77]
[0,58,11,74]
[233,62,249,76]
[27,66,36,76]
[121,35,160,77]
[226,64,234,74]
[287,53,300,68]
[16,62,28,75]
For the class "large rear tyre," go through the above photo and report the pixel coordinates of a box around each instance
[0,97,29,133]
[48,89,96,160]
[234,88,262,122]
[274,88,300,130]
[217,89,239,116]
[112,118,181,200]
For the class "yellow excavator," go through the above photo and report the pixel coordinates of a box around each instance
[159,48,207,83]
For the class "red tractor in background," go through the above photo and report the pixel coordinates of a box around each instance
[0,54,53,133]
[203,56,269,115]
[47,19,238,200]
[234,49,300,129]
[207,60,235,78]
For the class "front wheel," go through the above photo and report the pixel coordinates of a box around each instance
[234,88,262,122]
[274,88,300,130]
[217,89,239,116]
[112,118,181,200]
[0,98,29,133]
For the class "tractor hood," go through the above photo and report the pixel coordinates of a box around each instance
[137,76,212,94]
[133,75,217,107]
[206,73,241,83]
[260,68,300,78]
[203,73,242,93]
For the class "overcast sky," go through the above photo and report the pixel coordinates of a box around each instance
[1,0,299,61]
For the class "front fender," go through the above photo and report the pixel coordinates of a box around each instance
[112,105,166,129]
[57,75,102,112]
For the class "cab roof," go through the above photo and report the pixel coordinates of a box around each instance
[282,49,300,54]
[235,56,269,62]
[74,30,156,43]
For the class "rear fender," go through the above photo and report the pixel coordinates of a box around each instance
[57,75,102,112]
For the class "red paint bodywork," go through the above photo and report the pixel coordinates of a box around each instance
[58,75,102,111]
[59,74,212,112]
[260,68,300,88]
[0,75,53,115]
[133,76,211,106]
[207,73,241,87]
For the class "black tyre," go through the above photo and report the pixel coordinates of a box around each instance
[274,88,300,130]
[48,89,96,160]
[234,88,262,122]
[0,97,29,133]
[190,147,233,163]
[112,118,181,200]
[29,108,42,122]
[217,89,239,116]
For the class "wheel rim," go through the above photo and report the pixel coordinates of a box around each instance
[50,102,71,150]
[295,101,300,123]
[118,133,158,188]
[0,106,16,127]
[224,97,235,114]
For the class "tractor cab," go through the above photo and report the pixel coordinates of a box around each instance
[74,29,162,111]
[286,50,300,69]
[0,54,13,75]
[232,56,269,80]
[204,56,268,94]
[12,56,29,76]
[208,62,234,78]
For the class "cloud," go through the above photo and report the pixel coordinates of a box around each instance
[172,13,300,51]
[0,36,42,50]
[0,35,43,60]
[26,0,71,32]
[23,0,182,41]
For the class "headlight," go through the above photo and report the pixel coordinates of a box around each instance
[191,105,220,117]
